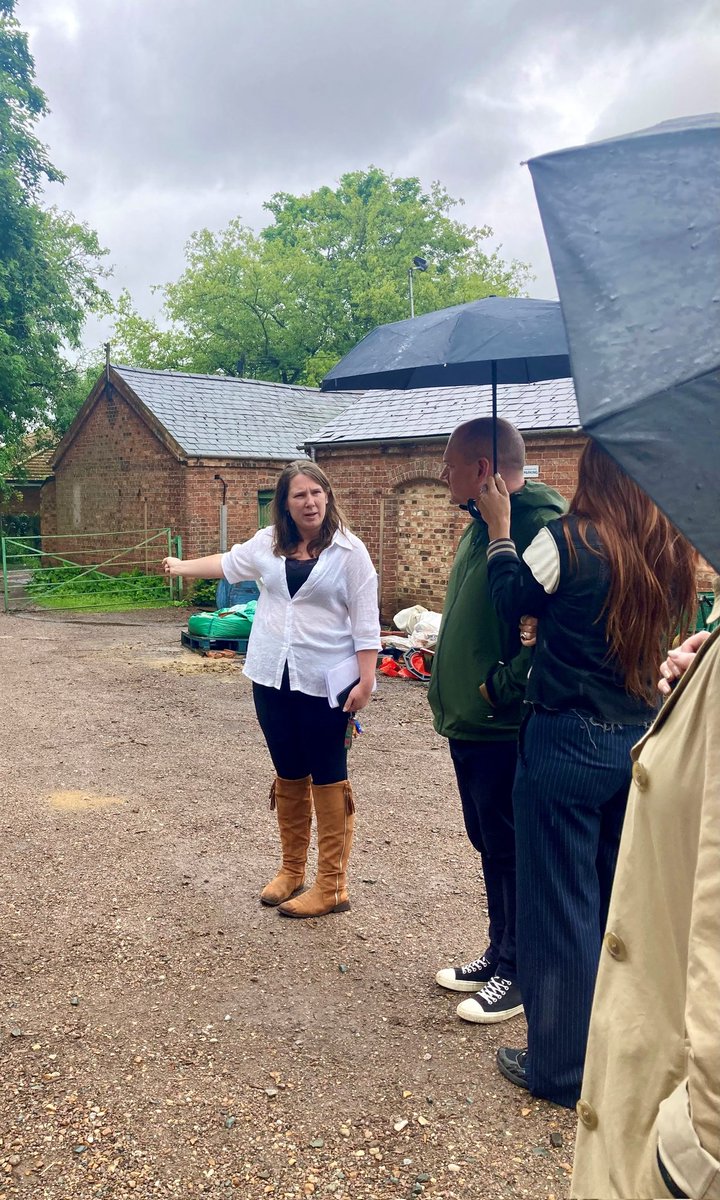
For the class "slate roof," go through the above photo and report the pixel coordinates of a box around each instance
[306,378,580,445]
[113,365,354,460]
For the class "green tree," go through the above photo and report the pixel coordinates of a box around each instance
[51,358,104,438]
[110,290,190,372]
[113,168,530,385]
[0,0,110,486]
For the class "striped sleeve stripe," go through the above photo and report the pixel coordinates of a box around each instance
[487,537,519,562]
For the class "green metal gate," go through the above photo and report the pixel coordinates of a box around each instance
[1,527,182,613]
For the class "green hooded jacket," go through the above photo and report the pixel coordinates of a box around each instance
[428,481,567,741]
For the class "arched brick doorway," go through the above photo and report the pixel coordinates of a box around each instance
[388,477,469,615]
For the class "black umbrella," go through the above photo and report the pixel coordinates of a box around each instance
[528,113,720,569]
[321,295,570,471]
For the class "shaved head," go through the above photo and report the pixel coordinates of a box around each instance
[441,416,526,503]
[450,418,526,474]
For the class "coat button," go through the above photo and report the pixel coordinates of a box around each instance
[604,931,627,961]
[631,761,650,791]
[576,1100,598,1130]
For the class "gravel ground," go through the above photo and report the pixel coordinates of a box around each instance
[0,610,576,1200]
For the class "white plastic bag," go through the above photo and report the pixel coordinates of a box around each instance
[410,612,442,649]
[393,604,428,635]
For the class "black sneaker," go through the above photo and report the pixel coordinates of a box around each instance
[496,1046,530,1091]
[456,976,524,1024]
[435,951,497,993]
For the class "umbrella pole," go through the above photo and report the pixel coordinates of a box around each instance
[492,360,498,475]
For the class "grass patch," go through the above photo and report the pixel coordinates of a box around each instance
[26,566,180,612]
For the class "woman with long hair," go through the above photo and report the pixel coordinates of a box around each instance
[163,460,381,919]
[475,439,697,1108]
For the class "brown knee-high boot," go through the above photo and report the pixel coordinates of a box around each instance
[278,781,355,918]
[260,775,313,906]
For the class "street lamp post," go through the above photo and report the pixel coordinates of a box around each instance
[407,256,428,318]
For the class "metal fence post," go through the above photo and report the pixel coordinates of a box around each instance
[1,538,8,613]
[174,533,183,599]
[164,528,174,601]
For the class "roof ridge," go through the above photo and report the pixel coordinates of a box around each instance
[112,364,325,394]
[106,364,352,460]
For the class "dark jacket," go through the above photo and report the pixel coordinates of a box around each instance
[428,481,567,741]
[487,515,657,724]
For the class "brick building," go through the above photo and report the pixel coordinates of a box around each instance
[306,379,583,619]
[43,364,586,614]
[44,365,351,560]
[26,363,714,618]
[0,445,56,536]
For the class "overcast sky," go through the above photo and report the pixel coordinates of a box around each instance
[18,0,720,356]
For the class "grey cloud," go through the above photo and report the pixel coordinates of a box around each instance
[590,30,720,140]
[16,0,720,347]
[26,0,505,187]
[26,0,717,189]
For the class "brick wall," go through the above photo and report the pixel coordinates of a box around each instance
[0,484,42,520]
[315,433,584,620]
[182,461,287,560]
[391,478,470,611]
[45,387,715,613]
[521,434,583,497]
[51,389,186,569]
[40,480,56,537]
[50,388,293,566]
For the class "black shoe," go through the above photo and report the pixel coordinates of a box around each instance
[435,951,497,993]
[497,1046,530,1091]
[456,976,524,1024]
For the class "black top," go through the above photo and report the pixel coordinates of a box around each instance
[487,515,657,724]
[285,557,317,598]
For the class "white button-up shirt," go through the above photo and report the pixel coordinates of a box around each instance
[221,526,381,697]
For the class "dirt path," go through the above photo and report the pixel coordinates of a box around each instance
[0,611,576,1199]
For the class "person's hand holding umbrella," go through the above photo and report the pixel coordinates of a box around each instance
[474,473,512,541]
[475,480,539,651]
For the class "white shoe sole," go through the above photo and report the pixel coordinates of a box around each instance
[435,967,489,992]
[456,998,525,1024]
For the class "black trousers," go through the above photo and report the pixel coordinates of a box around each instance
[252,669,349,785]
[448,738,519,982]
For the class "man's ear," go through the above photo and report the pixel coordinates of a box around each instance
[477,457,491,483]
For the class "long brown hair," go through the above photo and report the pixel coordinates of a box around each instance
[565,441,697,702]
[271,460,348,558]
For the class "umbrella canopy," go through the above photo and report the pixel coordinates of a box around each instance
[321,296,570,392]
[528,113,720,569]
[321,295,571,472]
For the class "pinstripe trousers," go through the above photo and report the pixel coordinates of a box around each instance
[513,709,646,1109]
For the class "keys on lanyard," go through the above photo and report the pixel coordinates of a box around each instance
[344,714,363,750]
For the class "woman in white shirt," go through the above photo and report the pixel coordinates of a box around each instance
[163,460,381,919]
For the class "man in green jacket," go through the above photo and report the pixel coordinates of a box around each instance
[430,418,566,1023]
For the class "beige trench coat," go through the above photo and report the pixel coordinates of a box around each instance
[571,627,720,1200]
